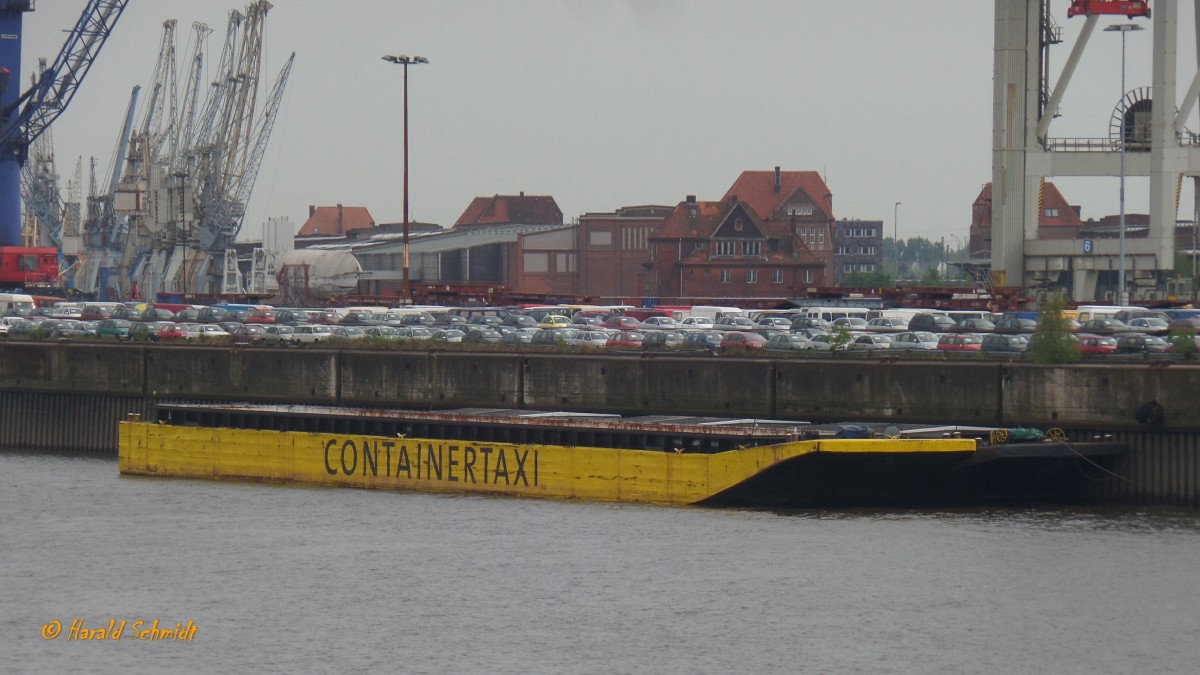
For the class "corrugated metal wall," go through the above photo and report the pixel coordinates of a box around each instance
[0,391,149,456]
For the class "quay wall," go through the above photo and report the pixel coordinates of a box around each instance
[1,342,1198,505]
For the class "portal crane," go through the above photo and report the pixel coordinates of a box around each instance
[0,0,129,291]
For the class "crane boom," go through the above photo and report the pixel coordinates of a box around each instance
[0,0,130,251]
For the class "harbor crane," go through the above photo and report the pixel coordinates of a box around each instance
[0,1,128,291]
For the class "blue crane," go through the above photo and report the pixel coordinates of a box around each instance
[0,0,129,248]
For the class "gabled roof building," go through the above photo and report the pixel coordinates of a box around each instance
[647,168,835,298]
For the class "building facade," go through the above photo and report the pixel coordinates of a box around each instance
[833,219,883,284]
[577,205,672,299]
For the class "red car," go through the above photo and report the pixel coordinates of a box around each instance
[1077,334,1118,355]
[156,323,191,342]
[244,308,278,324]
[720,331,768,350]
[602,315,641,330]
[936,334,983,351]
[605,330,644,348]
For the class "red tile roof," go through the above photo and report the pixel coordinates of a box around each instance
[652,198,825,266]
[973,181,1082,227]
[297,205,375,237]
[722,169,834,220]
[455,194,563,227]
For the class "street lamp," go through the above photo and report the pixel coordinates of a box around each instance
[1104,23,1142,306]
[382,53,429,300]
[893,201,901,276]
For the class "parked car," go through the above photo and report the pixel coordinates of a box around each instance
[888,331,940,351]
[720,331,768,351]
[909,313,957,332]
[980,333,1029,355]
[501,314,538,329]
[332,326,370,341]
[640,316,680,330]
[831,317,870,331]
[1077,334,1118,355]
[128,320,174,342]
[953,318,996,333]
[186,324,232,341]
[790,317,831,331]
[463,328,502,344]
[536,315,573,329]
[936,334,983,351]
[806,333,852,352]
[641,330,686,349]
[679,316,715,329]
[431,328,466,343]
[714,316,756,331]
[682,330,724,350]
[993,317,1039,333]
[231,324,268,344]
[156,322,191,342]
[500,330,533,346]
[1115,333,1169,354]
[865,317,907,333]
[1078,318,1131,334]
[95,318,132,340]
[605,330,645,349]
[292,324,335,344]
[1126,317,1170,335]
[602,315,642,330]
[262,325,300,346]
[849,333,893,350]
[363,326,400,339]
[764,333,810,352]
[393,326,433,341]
[754,317,793,329]
[569,329,613,348]
[1167,317,1200,332]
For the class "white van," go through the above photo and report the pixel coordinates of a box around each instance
[1076,305,1141,324]
[0,293,35,315]
[797,306,873,323]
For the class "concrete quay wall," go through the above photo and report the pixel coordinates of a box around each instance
[1,343,1198,505]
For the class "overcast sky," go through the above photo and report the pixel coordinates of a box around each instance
[23,1,1191,245]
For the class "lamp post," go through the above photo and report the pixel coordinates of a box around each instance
[893,201,901,277]
[1104,23,1141,306]
[382,53,429,300]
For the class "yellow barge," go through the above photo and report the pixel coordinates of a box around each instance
[118,404,1128,507]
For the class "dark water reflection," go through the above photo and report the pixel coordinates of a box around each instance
[3,452,1198,675]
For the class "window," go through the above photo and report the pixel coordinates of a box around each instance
[589,231,612,247]
[772,269,784,284]
[713,241,736,256]
[524,253,548,273]
[719,269,731,284]
[747,269,758,284]
[556,253,576,273]
[837,246,850,255]
[743,241,761,256]
[804,269,814,283]
[1045,208,1059,217]
[843,264,853,273]
[818,231,825,245]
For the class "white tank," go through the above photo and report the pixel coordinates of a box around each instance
[277,249,361,298]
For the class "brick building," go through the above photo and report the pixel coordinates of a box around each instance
[577,205,672,299]
[833,219,883,284]
[969,181,1083,257]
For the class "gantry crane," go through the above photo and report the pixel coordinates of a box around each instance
[0,0,128,291]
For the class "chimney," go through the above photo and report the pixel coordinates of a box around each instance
[519,191,525,197]
[685,194,696,204]
[729,195,738,205]
[337,204,343,234]
[774,166,781,195]
[309,205,316,218]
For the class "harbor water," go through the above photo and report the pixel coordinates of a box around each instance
[3,451,1199,674]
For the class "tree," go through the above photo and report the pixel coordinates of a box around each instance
[1029,292,1080,364]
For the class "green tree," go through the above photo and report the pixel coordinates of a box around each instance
[1029,292,1080,364]
[1169,327,1198,356]
[828,325,854,352]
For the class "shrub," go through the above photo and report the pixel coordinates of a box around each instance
[1030,293,1080,364]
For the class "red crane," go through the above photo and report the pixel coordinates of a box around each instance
[1067,1,1151,19]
